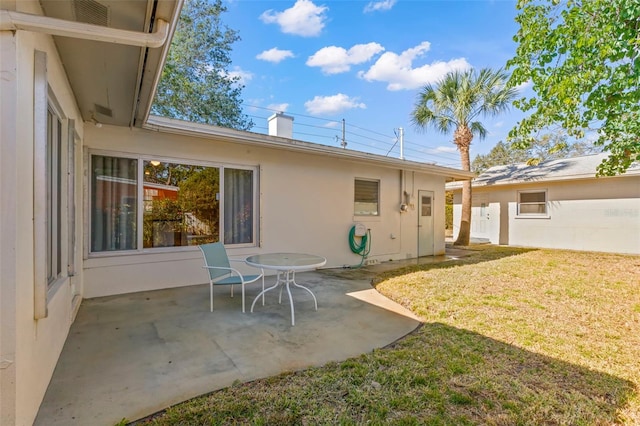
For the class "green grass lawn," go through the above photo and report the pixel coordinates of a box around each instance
[135,246,640,425]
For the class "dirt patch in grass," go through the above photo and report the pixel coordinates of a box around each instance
[136,246,640,425]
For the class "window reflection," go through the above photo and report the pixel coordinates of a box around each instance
[143,161,219,248]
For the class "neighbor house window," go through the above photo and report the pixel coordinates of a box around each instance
[90,154,257,253]
[354,179,379,216]
[517,190,547,215]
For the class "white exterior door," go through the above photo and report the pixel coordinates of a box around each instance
[418,190,434,256]
[472,193,491,240]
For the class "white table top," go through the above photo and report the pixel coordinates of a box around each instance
[245,253,327,271]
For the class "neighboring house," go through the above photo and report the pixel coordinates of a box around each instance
[1,1,473,424]
[447,154,640,254]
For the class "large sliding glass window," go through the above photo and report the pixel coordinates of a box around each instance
[143,161,220,248]
[91,155,138,252]
[224,168,254,244]
[90,154,256,253]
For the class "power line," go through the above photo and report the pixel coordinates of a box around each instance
[242,103,466,167]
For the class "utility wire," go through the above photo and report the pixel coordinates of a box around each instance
[243,103,465,166]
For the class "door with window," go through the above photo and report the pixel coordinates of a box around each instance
[418,190,434,256]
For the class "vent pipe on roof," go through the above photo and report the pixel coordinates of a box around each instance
[0,10,169,48]
[268,112,294,139]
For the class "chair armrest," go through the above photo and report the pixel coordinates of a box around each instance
[229,259,264,276]
[204,264,250,277]
[202,265,233,272]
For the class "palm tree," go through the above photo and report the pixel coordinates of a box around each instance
[412,68,517,246]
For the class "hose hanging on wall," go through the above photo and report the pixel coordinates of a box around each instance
[348,225,372,268]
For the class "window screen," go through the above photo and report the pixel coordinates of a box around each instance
[354,179,379,216]
[518,190,547,215]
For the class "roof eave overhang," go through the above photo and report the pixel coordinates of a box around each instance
[143,115,475,181]
[133,0,184,127]
[446,170,640,190]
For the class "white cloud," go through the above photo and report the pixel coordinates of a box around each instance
[514,80,533,92]
[494,121,504,128]
[363,0,397,13]
[434,146,458,154]
[225,67,253,85]
[307,43,385,74]
[358,41,471,90]
[260,0,328,37]
[304,93,366,115]
[267,103,289,112]
[256,48,295,63]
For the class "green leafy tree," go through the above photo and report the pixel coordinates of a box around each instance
[523,132,600,165]
[472,132,600,173]
[152,0,253,130]
[508,0,639,176]
[412,68,517,246]
[472,141,530,173]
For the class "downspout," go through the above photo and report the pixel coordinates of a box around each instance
[0,10,169,48]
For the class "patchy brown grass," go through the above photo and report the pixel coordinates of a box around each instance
[136,246,640,425]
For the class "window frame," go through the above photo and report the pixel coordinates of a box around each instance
[67,120,77,277]
[516,189,549,218]
[420,193,432,217]
[46,103,63,286]
[88,151,259,256]
[354,178,380,217]
[222,165,257,246]
[34,49,71,318]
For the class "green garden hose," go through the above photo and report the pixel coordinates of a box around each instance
[348,226,371,268]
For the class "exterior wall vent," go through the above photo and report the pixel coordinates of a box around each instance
[267,112,294,139]
[94,103,113,117]
[73,0,110,27]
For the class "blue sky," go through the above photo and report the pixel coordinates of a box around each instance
[221,0,529,168]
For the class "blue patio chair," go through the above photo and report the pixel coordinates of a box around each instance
[198,242,264,312]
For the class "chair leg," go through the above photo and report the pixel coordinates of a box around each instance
[241,283,245,313]
[210,281,213,312]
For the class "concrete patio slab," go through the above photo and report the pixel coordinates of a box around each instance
[35,267,423,426]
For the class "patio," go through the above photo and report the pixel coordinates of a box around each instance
[33,257,456,426]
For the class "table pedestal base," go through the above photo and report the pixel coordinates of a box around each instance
[250,270,317,326]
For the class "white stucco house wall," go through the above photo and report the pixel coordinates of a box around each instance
[448,154,640,254]
[0,1,473,424]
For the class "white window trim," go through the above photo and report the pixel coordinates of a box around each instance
[33,50,48,319]
[87,151,259,257]
[516,189,550,219]
[34,50,70,318]
[67,119,78,277]
[46,90,69,297]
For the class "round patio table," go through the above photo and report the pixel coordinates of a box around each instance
[246,253,326,326]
